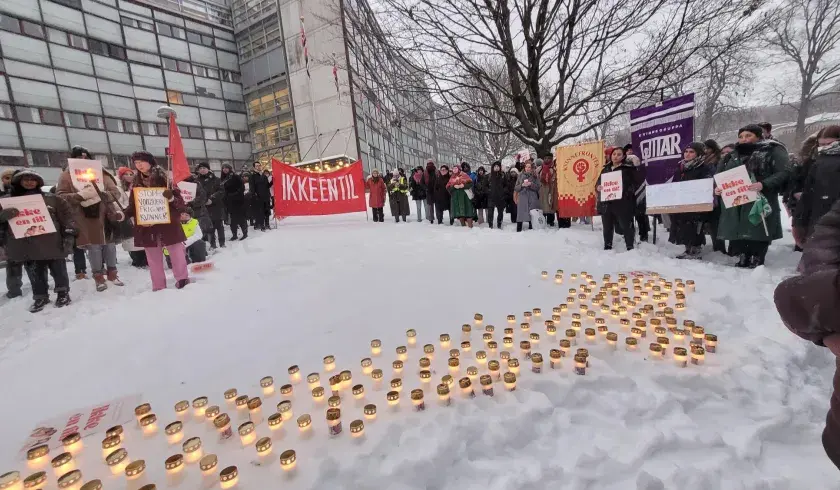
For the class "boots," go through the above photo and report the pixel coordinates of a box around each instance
[29,298,50,313]
[176,279,190,289]
[94,273,108,292]
[107,269,124,286]
[75,272,87,280]
[55,292,71,308]
[736,253,750,268]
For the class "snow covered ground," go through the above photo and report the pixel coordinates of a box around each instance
[1,211,838,489]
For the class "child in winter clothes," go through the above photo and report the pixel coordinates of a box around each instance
[165,210,207,267]
[0,169,77,312]
[366,169,387,222]
[409,167,427,222]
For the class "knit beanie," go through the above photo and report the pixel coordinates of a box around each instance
[117,167,132,179]
[196,162,211,171]
[738,124,764,140]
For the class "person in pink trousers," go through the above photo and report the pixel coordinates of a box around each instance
[124,151,190,291]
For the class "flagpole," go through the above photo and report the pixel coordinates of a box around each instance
[157,105,178,189]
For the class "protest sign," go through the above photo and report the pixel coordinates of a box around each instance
[600,170,623,201]
[645,178,714,214]
[0,195,57,238]
[713,165,756,208]
[271,159,366,217]
[134,187,171,225]
[68,159,103,190]
[630,94,695,184]
[177,181,197,203]
[556,140,605,217]
[19,394,142,459]
[190,261,215,274]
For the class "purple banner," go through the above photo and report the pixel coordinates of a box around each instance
[630,94,695,185]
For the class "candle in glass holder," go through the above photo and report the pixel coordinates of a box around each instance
[386,391,400,409]
[24,471,47,489]
[364,404,377,420]
[485,324,495,333]
[530,353,543,374]
[541,270,549,279]
[584,328,596,343]
[574,355,587,375]
[620,319,630,329]
[424,345,436,360]
[101,435,120,458]
[297,414,312,432]
[503,336,513,349]
[329,375,341,395]
[396,345,408,361]
[474,312,484,324]
[62,432,82,455]
[105,449,128,476]
[277,400,292,421]
[559,339,571,357]
[625,337,638,352]
[371,339,382,356]
[656,336,670,354]
[601,305,610,313]
[419,370,432,383]
[673,329,686,343]
[630,327,643,340]
[448,357,460,373]
[507,315,516,323]
[410,389,426,411]
[519,341,531,360]
[371,369,383,387]
[460,341,472,352]
[507,358,520,375]
[466,366,479,382]
[238,421,256,446]
[268,413,283,430]
[312,386,326,404]
[321,355,336,372]
[406,328,418,346]
[649,343,663,360]
[488,360,501,380]
[436,383,452,406]
[352,384,365,400]
[439,334,451,348]
[476,350,487,364]
[125,459,145,480]
[224,389,237,404]
[260,376,275,396]
[419,357,431,371]
[459,377,475,398]
[200,454,218,476]
[523,311,532,322]
[555,273,563,283]
[326,408,342,436]
[51,452,74,476]
[672,347,688,367]
[56,470,83,489]
[606,332,618,350]
[288,365,302,383]
[165,454,184,475]
[247,397,263,424]
[392,360,404,374]
[565,329,577,346]
[449,348,460,359]
[503,372,517,391]
[328,396,341,409]
[280,384,293,397]
[26,444,49,470]
[546,324,557,336]
[204,406,220,423]
[280,449,297,472]
[704,334,717,353]
[691,326,705,346]
[350,420,365,438]
[529,332,540,345]
[165,421,185,444]
[219,466,238,489]
[597,325,608,338]
[500,351,510,362]
[690,346,705,365]
[135,403,152,423]
[173,400,190,420]
[482,333,493,344]
[0,472,21,490]
[390,378,403,393]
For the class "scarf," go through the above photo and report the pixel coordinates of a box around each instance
[446,170,470,188]
[413,172,422,184]
[540,161,554,184]
[681,157,703,173]
[818,140,840,156]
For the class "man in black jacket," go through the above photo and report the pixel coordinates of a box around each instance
[221,164,248,240]
[487,161,507,229]
[249,162,272,231]
[195,162,226,249]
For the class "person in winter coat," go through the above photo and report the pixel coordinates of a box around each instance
[596,147,638,250]
[116,167,147,268]
[165,210,207,266]
[1,168,24,299]
[56,146,124,291]
[506,167,519,225]
[626,154,647,239]
[249,162,272,231]
[473,167,490,224]
[487,161,507,229]
[538,158,558,227]
[243,174,255,227]
[366,169,387,222]
[701,140,726,253]
[221,164,248,240]
[125,151,190,291]
[0,169,76,312]
[388,169,410,222]
[714,124,790,268]
[409,167,427,222]
[669,142,713,259]
[447,165,475,228]
[181,174,212,236]
[774,199,840,472]
[793,126,840,246]
[514,161,541,232]
[424,160,437,223]
[195,162,226,249]
[433,165,453,225]
[785,134,819,253]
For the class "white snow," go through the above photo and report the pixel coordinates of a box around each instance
[1,211,837,489]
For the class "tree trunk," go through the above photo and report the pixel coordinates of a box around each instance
[533,142,554,159]
[795,85,811,148]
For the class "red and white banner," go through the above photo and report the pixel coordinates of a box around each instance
[272,159,366,217]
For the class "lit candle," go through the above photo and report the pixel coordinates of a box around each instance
[565,329,577,346]
[663,307,674,315]
[530,353,543,374]
[460,341,471,352]
[559,339,571,357]
[691,326,705,346]
[407,329,418,346]
[649,343,663,360]
[657,336,670,353]
[601,305,610,313]
[673,347,688,367]
[268,413,283,430]
[360,359,373,376]
[390,378,403,393]
[704,334,717,353]
[411,389,426,411]
[666,317,678,331]
[261,376,275,395]
[462,324,472,338]
[101,435,120,458]
[552,307,561,315]
[437,384,451,406]
[686,280,695,290]
[392,360,404,374]
[571,273,578,280]
[585,328,596,343]
[488,360,501,380]
[440,334,451,348]
[630,327,643,339]
[387,391,400,408]
[340,371,352,389]
[280,384,293,398]
[507,358,520,374]
[312,386,326,404]
[533,308,542,317]
[330,375,341,395]
[352,384,365,400]
[503,336,513,349]
[248,397,263,425]
[371,339,382,356]
[574,355,587,375]
[482,333,493,344]
[519,341,531,360]
[0,472,20,490]
[419,370,432,383]
[23,471,47,489]
[396,345,408,361]
[606,332,618,350]
[350,420,365,438]
[419,357,431,371]
[219,466,238,489]
[625,337,638,352]
[424,344,435,358]
[459,377,475,398]
[504,327,514,336]
[448,357,460,373]
[541,270,549,279]
[503,372,517,391]
[51,452,74,477]
[555,273,563,283]
[523,311,532,322]
[105,448,129,475]
[371,369,383,388]
[61,432,82,456]
[166,454,184,474]
[507,315,516,323]
[204,406,220,423]
[474,313,484,324]
[135,403,152,424]
[125,459,146,480]
[279,450,297,472]
[673,329,686,343]
[166,421,185,444]
[326,408,342,436]
[500,351,510,361]
[238,421,256,446]
[200,454,218,476]
[27,444,49,469]
[297,414,312,432]
[476,351,487,365]
[328,396,341,409]
[288,365,301,383]
[690,345,705,365]
[546,324,557,336]
[235,395,249,416]
[485,324,495,333]
[529,333,540,345]
[224,389,237,404]
[582,305,591,314]
[323,355,336,372]
[566,296,576,304]
[277,400,293,421]
[364,404,377,420]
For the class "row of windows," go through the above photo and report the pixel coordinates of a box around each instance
[0,151,246,170]
[163,90,245,113]
[120,16,220,50]
[159,57,241,83]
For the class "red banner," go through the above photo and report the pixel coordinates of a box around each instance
[272,159,367,217]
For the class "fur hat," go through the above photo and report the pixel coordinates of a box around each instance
[1,168,15,181]
[221,163,233,171]
[703,139,721,155]
[11,169,45,187]
[131,151,157,166]
[196,162,211,171]
[70,145,92,159]
[738,124,764,140]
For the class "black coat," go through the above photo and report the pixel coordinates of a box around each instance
[409,177,427,201]
[670,160,714,246]
[488,170,507,206]
[249,172,272,204]
[474,173,490,208]
[424,166,437,203]
[196,172,224,220]
[222,173,247,216]
[433,172,451,211]
[505,172,518,213]
[795,148,840,238]
[597,162,637,217]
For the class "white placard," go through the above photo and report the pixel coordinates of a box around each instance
[714,165,756,208]
[646,178,714,214]
[134,187,171,225]
[600,170,623,201]
[0,195,57,238]
[177,181,197,203]
[68,159,103,190]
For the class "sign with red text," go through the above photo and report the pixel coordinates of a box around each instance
[0,195,57,238]
[177,181,197,203]
[600,170,623,202]
[714,165,756,208]
[68,159,103,190]
[190,261,215,274]
[271,159,366,217]
[19,394,142,459]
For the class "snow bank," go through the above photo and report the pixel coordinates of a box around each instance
[0,213,835,489]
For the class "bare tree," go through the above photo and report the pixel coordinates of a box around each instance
[767,0,840,146]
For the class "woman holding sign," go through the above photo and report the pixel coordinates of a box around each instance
[670,142,713,259]
[125,151,190,291]
[714,125,790,268]
[596,147,638,250]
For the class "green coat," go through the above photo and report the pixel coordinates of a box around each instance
[449,180,475,218]
[716,141,790,242]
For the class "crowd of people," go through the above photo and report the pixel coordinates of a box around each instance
[0,146,276,313]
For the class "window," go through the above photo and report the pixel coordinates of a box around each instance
[188,126,203,139]
[0,103,12,119]
[192,65,207,77]
[167,90,183,105]
[64,112,85,127]
[225,100,245,113]
[157,123,168,136]
[85,114,104,130]
[177,60,191,73]
[162,57,178,71]
[172,26,186,39]
[68,34,87,49]
[40,109,63,125]
[141,122,157,136]
[105,117,124,132]
[48,27,68,45]
[201,35,214,47]
[51,0,82,8]
[203,128,217,140]
[182,94,198,106]
[207,68,219,79]
[109,45,126,60]
[232,131,249,143]
[16,106,40,124]
[187,31,202,43]
[0,15,21,34]
[125,120,140,134]
[89,39,109,56]
[121,17,154,31]
[216,129,229,140]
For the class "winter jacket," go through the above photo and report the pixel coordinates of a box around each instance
[433,172,452,211]
[514,170,541,222]
[716,140,790,242]
[447,173,475,218]
[473,173,490,209]
[409,176,427,201]
[55,167,122,247]
[164,218,202,256]
[538,167,558,214]
[182,176,212,233]
[249,172,272,204]
[0,179,76,262]
[596,161,638,217]
[424,163,437,204]
[505,170,519,214]
[388,176,410,217]
[794,142,840,241]
[124,166,187,248]
[196,172,224,221]
[366,176,387,208]
[222,172,247,217]
[774,200,840,470]
[488,169,508,207]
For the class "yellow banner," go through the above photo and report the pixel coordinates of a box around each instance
[555,141,605,217]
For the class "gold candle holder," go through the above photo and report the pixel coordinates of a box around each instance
[260,376,275,395]
[411,389,425,411]
[519,323,530,334]
[657,336,670,353]
[424,344,435,359]
[396,345,408,361]
[419,357,431,370]
[620,318,630,329]
[204,405,220,422]
[371,339,382,356]
[566,296,576,304]
[27,444,49,469]
[488,360,501,380]
[420,370,432,383]
[625,337,638,352]
[541,270,549,279]
[584,328,596,343]
[135,403,152,423]
[323,355,336,372]
[125,459,146,480]
[480,375,494,396]
[340,370,352,389]
[460,341,472,352]
[392,360,404,374]
[601,305,610,313]
[0,472,20,490]
[105,448,128,475]
[529,333,540,345]
[523,311,532,321]
[673,329,686,343]
[235,395,249,413]
[531,353,543,374]
[51,452,74,476]
[165,421,185,444]
[224,389,237,403]
[582,305,591,314]
[507,358,520,374]
[288,364,301,383]
[448,357,460,373]
[466,366,479,382]
[200,454,218,475]
[360,359,373,376]
[280,384,293,397]
[574,355,587,375]
[555,273,563,283]
[546,325,557,336]
[597,325,608,337]
[350,420,365,438]
[459,377,475,398]
[390,378,403,392]
[296,414,312,432]
[507,315,516,323]
[649,343,663,359]
[519,340,531,360]
[268,413,283,430]
[312,386,326,404]
[704,334,717,353]
[559,339,571,356]
[503,372,516,391]
[606,332,618,349]
[279,449,297,471]
[571,273,578,280]
[690,346,705,365]
[437,384,451,406]
[474,313,484,324]
[407,328,418,346]
[691,326,706,346]
[238,421,256,445]
[24,471,47,489]
[630,327,643,339]
[328,396,341,408]
[503,336,513,348]
[482,333,493,344]
[504,327,514,336]
[500,351,510,361]
[278,401,294,419]
[220,466,238,489]
[440,334,451,348]
[247,397,263,424]
[329,375,341,395]
[462,324,472,336]
[485,325,496,333]
[475,351,487,364]
[101,435,120,457]
[549,349,562,368]
[326,408,342,436]
[57,470,83,489]
[364,404,377,420]
[371,369,383,384]
[386,391,400,408]
[352,384,365,399]
[565,329,577,346]
[61,432,82,455]
[533,308,542,317]
[166,454,184,474]
[673,347,688,367]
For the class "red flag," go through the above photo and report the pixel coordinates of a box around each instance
[169,113,190,184]
[300,17,310,78]
[332,53,340,99]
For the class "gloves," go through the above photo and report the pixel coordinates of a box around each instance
[77,184,99,201]
[163,189,173,200]
[206,199,213,206]
[0,208,20,221]
[114,211,125,222]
